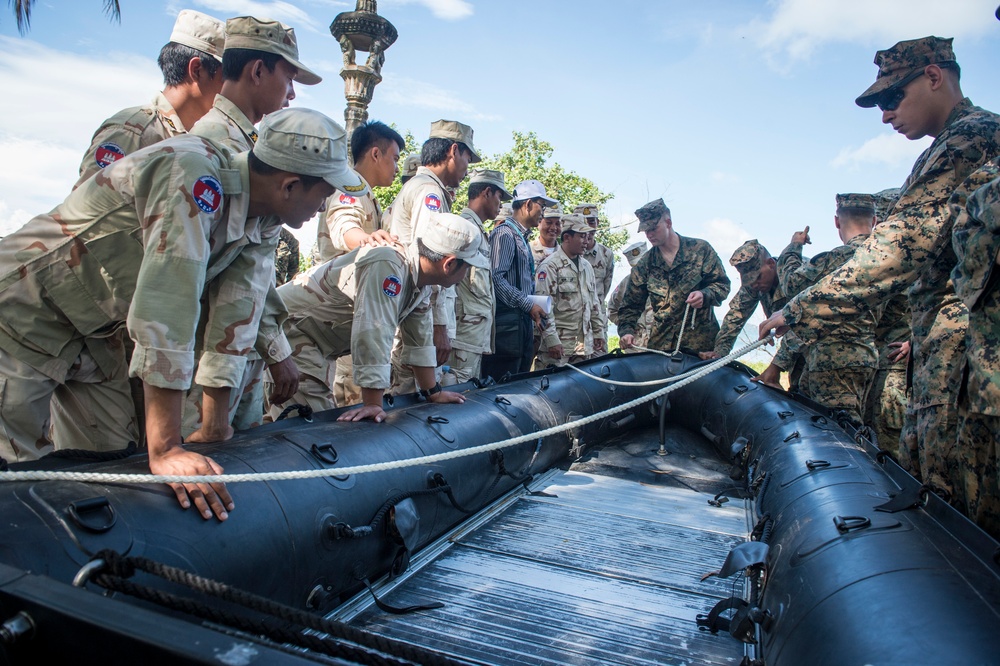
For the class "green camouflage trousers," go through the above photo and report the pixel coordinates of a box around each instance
[863,367,907,452]
[804,367,874,424]
[955,402,1000,541]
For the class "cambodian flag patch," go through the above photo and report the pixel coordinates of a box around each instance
[382,274,402,297]
[338,193,356,205]
[424,193,442,211]
[95,142,125,168]
[537,271,547,280]
[192,175,223,214]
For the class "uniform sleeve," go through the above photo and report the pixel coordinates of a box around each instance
[601,248,615,299]
[588,269,606,342]
[351,256,410,389]
[714,284,761,356]
[76,122,143,188]
[324,197,367,255]
[399,291,437,370]
[608,278,627,325]
[127,152,246,390]
[699,245,731,307]
[772,330,804,371]
[254,277,293,365]
[535,261,559,349]
[617,260,649,338]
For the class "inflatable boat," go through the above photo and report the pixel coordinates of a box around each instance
[0,351,997,665]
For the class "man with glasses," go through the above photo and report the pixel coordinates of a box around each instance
[760,36,1000,517]
[483,180,559,379]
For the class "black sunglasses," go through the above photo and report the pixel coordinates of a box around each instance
[876,70,925,112]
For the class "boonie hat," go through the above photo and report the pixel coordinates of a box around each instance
[401,154,420,180]
[421,212,491,269]
[224,16,322,85]
[469,169,513,200]
[855,36,955,108]
[512,179,559,205]
[622,240,647,267]
[542,205,563,219]
[635,198,669,232]
[169,10,225,62]
[428,120,481,162]
[730,239,767,287]
[836,193,876,215]
[560,213,591,235]
[253,108,367,195]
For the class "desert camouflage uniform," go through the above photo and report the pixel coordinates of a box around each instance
[268,243,434,418]
[608,273,653,350]
[314,176,381,406]
[76,93,187,187]
[534,247,604,368]
[618,236,730,353]
[0,137,276,462]
[779,236,878,423]
[529,238,557,268]
[864,294,910,461]
[783,98,1000,500]
[275,228,300,286]
[584,242,615,344]
[951,160,1000,538]
[188,95,292,432]
[385,167,454,392]
[443,207,494,384]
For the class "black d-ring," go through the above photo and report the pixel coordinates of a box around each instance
[67,497,116,533]
[311,443,339,465]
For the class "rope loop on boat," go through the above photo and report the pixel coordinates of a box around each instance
[0,335,773,486]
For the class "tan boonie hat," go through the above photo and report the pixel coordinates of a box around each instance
[730,239,767,286]
[401,154,420,179]
[469,168,513,200]
[169,10,225,62]
[253,108,367,195]
[428,120,481,163]
[560,213,591,235]
[224,16,322,85]
[635,198,669,232]
[855,36,955,108]
[542,205,563,219]
[622,240,647,267]
[421,212,491,269]
[836,193,877,215]
[873,187,901,225]
[573,203,600,219]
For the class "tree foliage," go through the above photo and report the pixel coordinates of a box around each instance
[9,0,121,34]
[374,130,628,251]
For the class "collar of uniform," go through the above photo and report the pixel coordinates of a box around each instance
[941,97,975,133]
[152,91,186,133]
[404,242,424,294]
[847,233,870,248]
[459,206,484,230]
[415,166,454,208]
[554,245,581,271]
[225,151,254,243]
[213,94,259,145]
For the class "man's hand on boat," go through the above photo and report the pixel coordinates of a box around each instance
[266,357,300,405]
[758,312,790,341]
[143,383,235,521]
[750,362,783,390]
[547,343,564,359]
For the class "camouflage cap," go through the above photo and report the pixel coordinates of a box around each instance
[622,240,647,267]
[421,212,491,269]
[496,202,513,221]
[469,168,513,200]
[560,213,591,235]
[855,36,956,108]
[542,204,564,219]
[730,239,767,286]
[573,203,600,219]
[224,16,322,85]
[401,154,420,179]
[635,198,669,232]
[253,108,367,195]
[169,10,225,62]
[836,193,876,214]
[429,120,481,163]
[873,187,901,225]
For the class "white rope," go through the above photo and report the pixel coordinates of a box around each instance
[561,359,689,387]
[0,336,773,486]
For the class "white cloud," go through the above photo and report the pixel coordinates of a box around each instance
[748,0,999,63]
[383,0,473,21]
[192,0,316,28]
[831,132,932,170]
[379,74,500,121]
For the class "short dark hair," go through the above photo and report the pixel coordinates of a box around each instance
[351,121,405,165]
[248,151,326,190]
[468,182,497,201]
[222,48,283,82]
[421,137,458,167]
[939,61,961,80]
[561,229,581,241]
[158,42,221,87]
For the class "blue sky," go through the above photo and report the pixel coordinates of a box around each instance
[0,0,997,355]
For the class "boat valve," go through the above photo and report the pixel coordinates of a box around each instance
[0,611,34,647]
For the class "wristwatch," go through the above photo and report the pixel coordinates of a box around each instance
[418,382,443,399]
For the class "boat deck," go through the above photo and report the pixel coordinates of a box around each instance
[331,425,754,665]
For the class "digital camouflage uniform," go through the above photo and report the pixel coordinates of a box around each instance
[779,233,878,423]
[0,138,277,462]
[445,207,494,384]
[275,228,300,286]
[951,159,1000,538]
[866,293,910,453]
[314,176,382,407]
[270,243,434,418]
[783,94,1000,500]
[534,244,605,368]
[188,94,292,433]
[608,272,654,350]
[618,235,730,353]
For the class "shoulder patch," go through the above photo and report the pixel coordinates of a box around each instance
[95,142,125,169]
[424,193,442,212]
[382,274,402,297]
[537,270,547,280]
[192,175,223,214]
[338,193,357,205]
